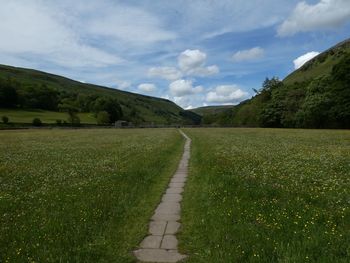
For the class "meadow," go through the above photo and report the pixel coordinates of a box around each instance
[0,128,184,262]
[180,128,350,262]
[0,109,97,124]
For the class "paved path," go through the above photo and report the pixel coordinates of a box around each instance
[134,130,190,262]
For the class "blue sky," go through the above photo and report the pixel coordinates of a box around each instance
[0,0,350,109]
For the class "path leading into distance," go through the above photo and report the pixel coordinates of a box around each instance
[133,130,190,262]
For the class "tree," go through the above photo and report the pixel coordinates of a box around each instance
[260,77,283,94]
[17,84,59,110]
[2,116,9,124]
[93,97,123,123]
[58,98,80,125]
[97,111,110,125]
[0,80,18,107]
[32,118,42,126]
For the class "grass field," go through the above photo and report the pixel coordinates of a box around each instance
[0,129,184,262]
[180,128,350,262]
[1,128,349,262]
[0,109,97,124]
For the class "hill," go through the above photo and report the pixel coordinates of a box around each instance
[190,105,235,116]
[204,38,350,128]
[284,38,350,85]
[0,64,200,125]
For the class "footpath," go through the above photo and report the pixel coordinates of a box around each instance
[133,130,190,262]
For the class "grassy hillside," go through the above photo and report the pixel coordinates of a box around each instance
[0,64,200,124]
[204,38,350,128]
[190,105,235,116]
[284,38,350,85]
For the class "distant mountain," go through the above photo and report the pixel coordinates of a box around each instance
[202,38,350,128]
[0,64,200,125]
[190,105,235,116]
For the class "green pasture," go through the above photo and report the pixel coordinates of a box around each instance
[0,129,184,262]
[1,128,349,262]
[0,109,97,124]
[180,128,350,262]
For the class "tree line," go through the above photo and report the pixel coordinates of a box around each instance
[0,78,123,124]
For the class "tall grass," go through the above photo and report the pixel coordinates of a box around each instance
[0,129,183,262]
[181,128,350,262]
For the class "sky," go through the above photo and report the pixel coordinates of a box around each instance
[0,0,350,109]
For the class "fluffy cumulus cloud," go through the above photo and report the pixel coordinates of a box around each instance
[116,80,131,90]
[232,47,265,62]
[178,49,206,71]
[206,85,249,104]
[148,67,182,80]
[293,51,320,69]
[278,0,350,36]
[147,49,218,82]
[173,97,195,109]
[169,79,203,97]
[178,49,219,77]
[138,83,156,92]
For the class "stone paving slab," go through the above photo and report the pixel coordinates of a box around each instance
[162,194,182,202]
[149,221,167,235]
[134,249,186,263]
[151,212,181,222]
[173,173,187,177]
[170,178,186,183]
[165,221,181,234]
[169,182,185,188]
[155,202,180,215]
[134,130,190,262]
[166,188,184,194]
[141,235,163,249]
[161,235,178,249]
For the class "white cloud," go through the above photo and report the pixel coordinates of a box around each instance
[169,79,203,97]
[0,1,123,68]
[116,81,131,90]
[178,49,219,77]
[173,96,199,109]
[278,0,350,37]
[86,4,176,44]
[189,65,220,77]
[138,83,156,92]
[148,67,182,80]
[178,49,206,72]
[293,51,320,69]
[232,47,265,62]
[206,85,249,104]
[0,0,179,69]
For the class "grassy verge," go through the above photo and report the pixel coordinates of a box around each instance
[0,128,184,262]
[180,128,350,262]
[0,109,97,124]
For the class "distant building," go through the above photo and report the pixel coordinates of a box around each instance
[114,120,129,128]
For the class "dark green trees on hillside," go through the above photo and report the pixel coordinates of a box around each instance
[203,54,350,129]
[0,79,18,107]
[0,76,124,124]
[93,97,123,123]
[259,60,350,128]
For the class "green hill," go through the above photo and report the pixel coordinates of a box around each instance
[203,38,350,128]
[190,105,235,116]
[284,38,350,85]
[0,64,200,125]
